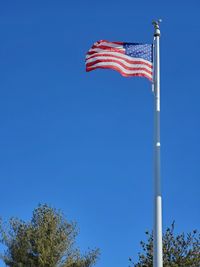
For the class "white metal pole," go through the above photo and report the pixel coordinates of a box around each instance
[152,20,163,267]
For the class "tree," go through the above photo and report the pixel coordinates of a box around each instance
[130,222,200,267]
[0,204,99,267]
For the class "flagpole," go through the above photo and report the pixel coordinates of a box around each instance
[152,19,163,267]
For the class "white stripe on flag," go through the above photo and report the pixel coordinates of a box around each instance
[93,42,124,49]
[86,51,152,67]
[86,61,152,79]
[86,56,153,72]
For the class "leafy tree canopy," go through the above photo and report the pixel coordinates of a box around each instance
[130,222,200,267]
[0,204,99,267]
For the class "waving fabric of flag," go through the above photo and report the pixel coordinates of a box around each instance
[86,40,153,81]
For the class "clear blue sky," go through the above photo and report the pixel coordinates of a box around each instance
[0,1,200,266]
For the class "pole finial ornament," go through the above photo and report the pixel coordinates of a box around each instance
[152,19,162,37]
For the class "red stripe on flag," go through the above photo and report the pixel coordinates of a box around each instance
[95,40,124,45]
[91,45,124,51]
[86,59,153,76]
[86,65,152,81]
[86,53,153,69]
[88,48,125,55]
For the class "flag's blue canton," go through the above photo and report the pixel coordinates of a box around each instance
[123,43,153,62]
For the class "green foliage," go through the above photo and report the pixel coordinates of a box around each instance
[0,204,99,267]
[130,222,200,267]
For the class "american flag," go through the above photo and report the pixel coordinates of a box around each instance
[85,40,153,81]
